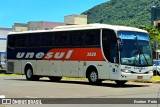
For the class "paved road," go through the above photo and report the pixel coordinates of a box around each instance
[0,76,160,107]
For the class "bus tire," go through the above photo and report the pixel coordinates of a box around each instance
[153,70,160,76]
[115,80,127,86]
[25,66,39,81]
[153,70,157,76]
[87,70,102,85]
[49,76,62,82]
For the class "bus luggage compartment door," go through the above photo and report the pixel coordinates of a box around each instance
[62,61,79,77]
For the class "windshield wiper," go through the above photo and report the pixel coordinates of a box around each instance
[140,49,149,65]
[134,34,149,66]
[133,46,149,66]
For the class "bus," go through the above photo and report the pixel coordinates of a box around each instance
[6,24,153,85]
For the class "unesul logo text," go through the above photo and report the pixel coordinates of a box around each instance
[16,50,73,59]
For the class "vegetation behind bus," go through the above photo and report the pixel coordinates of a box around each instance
[139,26,160,50]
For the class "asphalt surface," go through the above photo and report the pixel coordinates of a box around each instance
[0,76,160,107]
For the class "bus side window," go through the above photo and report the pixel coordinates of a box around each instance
[70,31,84,47]
[17,34,27,48]
[28,33,41,47]
[55,32,69,47]
[85,29,100,47]
[8,35,16,48]
[40,32,54,47]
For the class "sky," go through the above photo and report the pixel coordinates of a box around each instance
[0,0,109,28]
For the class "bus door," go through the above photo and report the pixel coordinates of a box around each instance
[102,29,119,79]
[109,42,119,79]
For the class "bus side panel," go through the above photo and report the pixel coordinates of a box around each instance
[62,61,79,77]
[78,61,85,77]
[36,60,50,76]
[14,60,22,74]
[49,61,63,76]
[22,60,63,77]
[97,62,110,79]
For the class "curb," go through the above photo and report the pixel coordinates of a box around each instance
[152,81,160,84]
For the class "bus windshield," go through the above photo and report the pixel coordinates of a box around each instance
[118,31,153,66]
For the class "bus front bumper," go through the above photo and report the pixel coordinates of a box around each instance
[118,72,153,80]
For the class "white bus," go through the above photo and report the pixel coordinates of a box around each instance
[7,24,153,85]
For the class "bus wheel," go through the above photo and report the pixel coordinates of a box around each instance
[88,70,102,85]
[25,67,39,81]
[115,80,127,86]
[49,76,62,82]
[153,70,160,76]
[153,70,157,76]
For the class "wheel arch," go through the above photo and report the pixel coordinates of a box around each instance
[24,62,33,74]
[86,65,98,78]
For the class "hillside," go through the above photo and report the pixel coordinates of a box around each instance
[82,0,160,27]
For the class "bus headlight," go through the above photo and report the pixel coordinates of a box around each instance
[122,69,131,73]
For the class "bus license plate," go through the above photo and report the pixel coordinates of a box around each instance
[137,76,143,79]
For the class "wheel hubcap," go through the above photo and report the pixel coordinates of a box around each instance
[27,69,32,78]
[90,71,97,82]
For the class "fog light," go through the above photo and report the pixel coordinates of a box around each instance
[125,70,129,73]
[148,71,153,74]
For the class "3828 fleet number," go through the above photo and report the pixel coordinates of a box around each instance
[87,52,96,56]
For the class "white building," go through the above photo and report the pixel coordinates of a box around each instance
[0,28,11,71]
[64,14,87,25]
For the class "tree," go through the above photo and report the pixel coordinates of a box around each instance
[139,26,160,49]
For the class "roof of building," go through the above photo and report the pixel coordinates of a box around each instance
[42,22,66,29]
[65,14,87,18]
[0,28,12,38]
[0,28,12,30]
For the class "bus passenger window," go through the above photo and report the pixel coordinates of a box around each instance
[8,35,16,48]
[55,32,69,47]
[28,33,41,47]
[17,34,27,47]
[41,33,54,47]
[85,29,100,47]
[70,31,84,47]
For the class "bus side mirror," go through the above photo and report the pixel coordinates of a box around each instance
[117,38,122,43]
[117,38,123,51]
